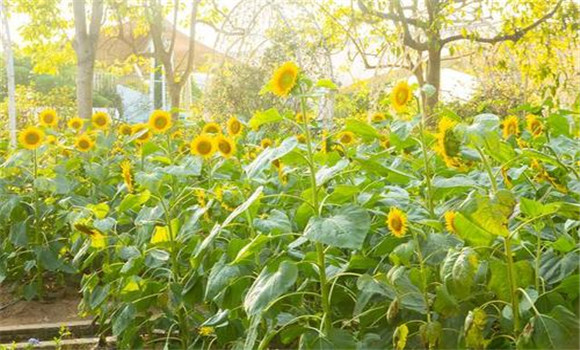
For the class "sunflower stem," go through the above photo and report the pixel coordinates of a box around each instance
[504,236,520,334]
[299,94,332,336]
[476,146,498,194]
[418,121,435,217]
[411,228,431,323]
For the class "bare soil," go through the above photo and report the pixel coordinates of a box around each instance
[0,282,87,327]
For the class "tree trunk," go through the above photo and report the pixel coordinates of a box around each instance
[424,47,441,120]
[75,51,96,120]
[0,0,17,147]
[168,80,182,118]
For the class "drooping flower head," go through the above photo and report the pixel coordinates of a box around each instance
[191,135,216,158]
[92,112,111,130]
[215,135,236,158]
[444,211,457,233]
[501,115,520,139]
[271,62,299,97]
[120,160,134,193]
[19,126,45,150]
[525,114,543,138]
[39,109,58,127]
[227,117,243,136]
[132,123,151,143]
[202,122,222,135]
[434,117,464,169]
[387,207,408,237]
[148,110,172,134]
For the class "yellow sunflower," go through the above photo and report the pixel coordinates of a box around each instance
[68,117,84,131]
[526,114,543,138]
[501,115,520,139]
[391,81,412,112]
[371,112,386,123]
[46,135,57,145]
[271,61,299,97]
[444,211,457,233]
[295,112,312,124]
[171,130,184,140]
[261,138,273,148]
[92,112,111,130]
[296,134,306,143]
[337,131,355,145]
[227,117,243,136]
[132,123,151,143]
[39,109,58,127]
[18,126,45,150]
[198,326,215,337]
[202,122,222,135]
[387,207,408,238]
[380,134,390,148]
[119,123,133,136]
[434,117,464,169]
[75,134,94,152]
[120,160,134,193]
[191,135,216,158]
[215,135,236,158]
[148,110,172,134]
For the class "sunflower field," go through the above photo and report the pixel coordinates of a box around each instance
[0,60,578,349]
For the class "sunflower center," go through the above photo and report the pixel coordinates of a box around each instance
[44,114,54,123]
[96,116,106,126]
[390,217,402,231]
[79,139,90,149]
[396,90,409,105]
[25,132,40,144]
[154,117,168,129]
[280,71,295,89]
[230,121,240,134]
[341,134,352,144]
[197,140,212,155]
[218,140,231,154]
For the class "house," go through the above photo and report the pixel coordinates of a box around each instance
[95,21,228,122]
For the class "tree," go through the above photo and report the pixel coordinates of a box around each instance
[0,0,16,147]
[352,0,573,117]
[72,0,104,119]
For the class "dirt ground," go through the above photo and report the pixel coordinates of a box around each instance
[0,282,87,326]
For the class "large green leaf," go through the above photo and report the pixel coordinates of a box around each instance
[344,118,380,140]
[245,137,297,179]
[118,190,151,213]
[244,261,298,316]
[248,108,282,130]
[315,158,349,186]
[205,256,248,300]
[304,205,370,250]
[488,259,533,301]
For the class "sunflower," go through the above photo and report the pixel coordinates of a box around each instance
[215,135,236,158]
[191,135,216,158]
[39,109,58,127]
[120,160,133,193]
[171,130,184,140]
[132,123,151,143]
[119,123,133,136]
[68,117,84,131]
[227,117,243,136]
[380,134,390,148]
[434,117,464,169]
[75,134,94,152]
[371,112,386,123]
[202,122,222,135]
[148,110,172,134]
[261,138,273,148]
[18,126,45,150]
[296,134,307,143]
[46,135,57,145]
[271,61,299,97]
[338,131,355,145]
[295,112,312,124]
[387,207,408,237]
[444,211,457,233]
[391,81,412,112]
[198,326,215,337]
[501,115,520,139]
[92,112,111,130]
[526,114,543,138]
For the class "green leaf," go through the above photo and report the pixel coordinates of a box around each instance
[205,256,248,300]
[315,159,349,186]
[488,259,533,301]
[244,261,298,316]
[245,137,297,179]
[304,205,370,250]
[253,209,292,234]
[112,304,136,336]
[315,79,338,90]
[249,108,282,130]
[119,190,151,213]
[344,118,380,141]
